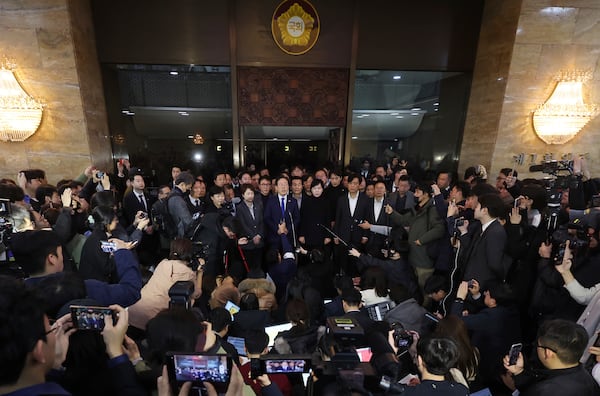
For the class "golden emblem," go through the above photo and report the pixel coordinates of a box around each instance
[272,0,320,55]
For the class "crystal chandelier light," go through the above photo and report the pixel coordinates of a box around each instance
[533,71,598,145]
[0,61,43,142]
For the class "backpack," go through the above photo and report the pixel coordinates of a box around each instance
[152,197,178,239]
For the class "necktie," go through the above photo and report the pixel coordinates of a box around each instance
[195,199,200,208]
[138,194,147,211]
[280,197,285,220]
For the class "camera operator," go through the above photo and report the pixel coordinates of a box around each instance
[128,238,204,331]
[532,222,600,324]
[451,279,521,390]
[13,230,142,308]
[550,239,600,366]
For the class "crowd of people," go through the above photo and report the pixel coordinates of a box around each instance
[1,156,600,395]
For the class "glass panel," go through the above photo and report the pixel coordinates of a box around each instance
[350,70,471,176]
[107,64,233,184]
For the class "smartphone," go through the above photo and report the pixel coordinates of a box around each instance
[514,198,520,208]
[262,357,311,374]
[70,305,116,331]
[250,358,262,379]
[166,353,232,390]
[508,343,522,365]
[96,171,105,179]
[594,333,600,347]
[424,312,440,323]
[100,241,117,253]
[224,300,240,316]
[227,336,246,356]
[468,279,475,289]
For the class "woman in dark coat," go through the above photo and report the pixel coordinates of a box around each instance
[298,180,331,250]
[235,183,264,272]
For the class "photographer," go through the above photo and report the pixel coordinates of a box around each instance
[128,239,204,331]
[552,239,600,365]
[531,224,600,324]
[13,230,142,308]
[451,280,520,389]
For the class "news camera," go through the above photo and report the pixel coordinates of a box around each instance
[550,220,590,266]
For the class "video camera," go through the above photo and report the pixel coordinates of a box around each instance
[550,220,590,266]
[168,281,195,309]
[529,160,580,191]
[190,241,209,271]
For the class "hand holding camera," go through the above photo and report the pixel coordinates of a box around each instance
[102,305,128,358]
[555,240,573,274]
[456,218,469,235]
[384,204,394,215]
[431,183,441,196]
[467,279,480,296]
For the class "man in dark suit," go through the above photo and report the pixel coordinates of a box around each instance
[122,169,158,266]
[457,193,508,289]
[263,176,300,252]
[341,287,377,334]
[386,175,415,213]
[333,173,369,276]
[122,170,152,227]
[364,180,392,258]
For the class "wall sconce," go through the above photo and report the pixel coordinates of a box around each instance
[192,133,204,145]
[533,71,598,145]
[0,61,43,142]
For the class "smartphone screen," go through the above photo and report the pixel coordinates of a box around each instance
[508,343,522,365]
[70,305,114,331]
[263,358,310,374]
[168,353,231,384]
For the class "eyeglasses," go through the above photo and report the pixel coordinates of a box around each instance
[536,344,557,353]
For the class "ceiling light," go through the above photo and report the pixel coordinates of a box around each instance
[390,112,399,116]
[411,107,421,111]
[170,71,179,76]
[0,62,43,142]
[193,153,202,161]
[411,113,419,116]
[187,135,193,138]
[352,136,358,140]
[393,75,401,80]
[433,102,439,106]
[396,116,404,119]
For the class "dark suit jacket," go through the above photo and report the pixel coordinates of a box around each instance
[333,192,370,245]
[263,194,300,248]
[122,190,152,227]
[235,200,264,250]
[386,190,415,211]
[459,219,508,287]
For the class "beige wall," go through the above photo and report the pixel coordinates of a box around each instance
[0,0,111,185]
[461,0,600,180]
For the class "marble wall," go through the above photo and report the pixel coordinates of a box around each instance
[461,0,600,180]
[0,0,111,185]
